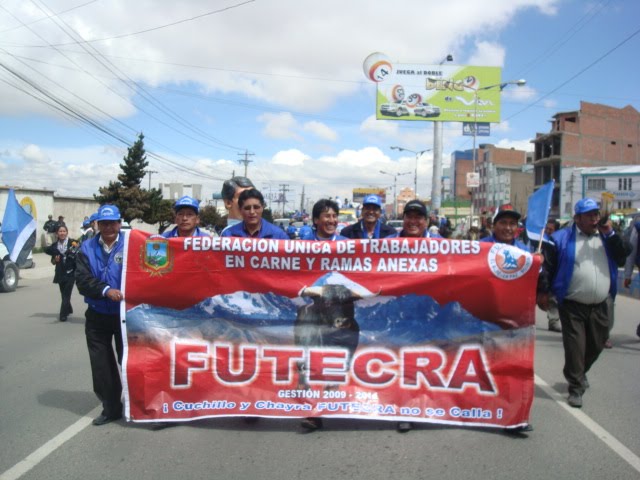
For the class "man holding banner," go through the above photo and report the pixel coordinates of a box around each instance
[75,205,126,426]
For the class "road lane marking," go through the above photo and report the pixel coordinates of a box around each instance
[0,407,100,480]
[535,375,640,473]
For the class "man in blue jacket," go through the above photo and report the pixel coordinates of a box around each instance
[538,198,627,408]
[480,204,528,251]
[75,205,126,426]
[340,194,396,240]
[162,196,209,238]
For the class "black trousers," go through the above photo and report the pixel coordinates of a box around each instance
[559,299,608,395]
[85,308,123,418]
[57,279,74,318]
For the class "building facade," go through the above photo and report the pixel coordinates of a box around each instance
[532,101,640,218]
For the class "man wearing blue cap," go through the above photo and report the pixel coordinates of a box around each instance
[340,195,396,239]
[538,198,626,408]
[162,196,208,238]
[75,204,126,425]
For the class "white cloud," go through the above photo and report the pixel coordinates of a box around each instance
[257,112,301,140]
[467,41,506,67]
[494,138,534,152]
[302,121,338,141]
[272,149,307,166]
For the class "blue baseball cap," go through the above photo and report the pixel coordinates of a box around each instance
[82,218,91,228]
[174,195,199,213]
[89,212,99,223]
[362,194,382,208]
[96,205,121,222]
[574,198,599,215]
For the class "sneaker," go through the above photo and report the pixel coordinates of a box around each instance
[568,393,582,408]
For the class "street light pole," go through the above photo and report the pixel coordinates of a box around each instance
[432,54,454,213]
[390,147,431,200]
[380,169,411,218]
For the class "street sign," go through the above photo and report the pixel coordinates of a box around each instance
[462,122,490,136]
[466,172,480,188]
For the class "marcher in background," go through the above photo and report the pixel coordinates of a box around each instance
[75,205,126,426]
[57,215,66,228]
[480,204,528,250]
[221,176,255,233]
[286,222,298,239]
[340,195,396,240]
[222,189,288,239]
[623,217,640,339]
[43,214,58,247]
[298,220,312,239]
[538,198,627,408]
[81,213,97,243]
[45,225,78,322]
[389,200,441,239]
[162,196,209,238]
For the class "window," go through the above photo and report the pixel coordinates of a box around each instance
[587,178,605,190]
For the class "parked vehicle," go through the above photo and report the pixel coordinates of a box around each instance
[0,241,19,292]
[387,220,403,232]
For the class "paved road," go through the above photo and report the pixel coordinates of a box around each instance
[1,257,640,480]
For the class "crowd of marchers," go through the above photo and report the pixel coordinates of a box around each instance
[38,174,640,432]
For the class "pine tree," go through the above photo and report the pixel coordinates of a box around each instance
[95,133,151,223]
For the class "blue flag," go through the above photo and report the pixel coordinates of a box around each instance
[526,180,555,243]
[2,189,37,264]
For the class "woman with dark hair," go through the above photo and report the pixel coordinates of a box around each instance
[45,224,79,322]
[221,188,288,239]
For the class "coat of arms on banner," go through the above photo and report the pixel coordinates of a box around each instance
[141,237,173,275]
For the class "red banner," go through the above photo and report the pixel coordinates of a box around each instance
[122,230,539,429]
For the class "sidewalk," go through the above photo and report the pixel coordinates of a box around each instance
[20,252,54,281]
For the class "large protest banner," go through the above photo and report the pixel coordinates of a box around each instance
[122,230,539,429]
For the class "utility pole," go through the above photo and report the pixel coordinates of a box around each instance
[146,170,158,190]
[279,183,290,217]
[300,185,306,214]
[237,150,255,177]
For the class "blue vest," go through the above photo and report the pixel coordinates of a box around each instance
[80,234,125,314]
[551,225,619,304]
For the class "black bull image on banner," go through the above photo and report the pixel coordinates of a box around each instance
[294,284,364,385]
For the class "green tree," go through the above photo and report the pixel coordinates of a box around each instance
[95,133,151,223]
[199,205,223,232]
[142,188,174,234]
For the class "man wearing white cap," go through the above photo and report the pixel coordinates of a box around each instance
[75,204,126,426]
[538,198,626,408]
[162,196,209,238]
[340,195,396,240]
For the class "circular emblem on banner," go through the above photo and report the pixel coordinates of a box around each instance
[487,243,532,280]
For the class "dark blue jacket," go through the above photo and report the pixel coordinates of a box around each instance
[75,233,125,315]
[340,220,396,239]
[221,219,289,239]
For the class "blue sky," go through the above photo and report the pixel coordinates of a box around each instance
[0,0,638,211]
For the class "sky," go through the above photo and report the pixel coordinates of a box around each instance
[0,0,639,213]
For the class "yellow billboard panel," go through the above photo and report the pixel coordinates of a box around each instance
[375,64,502,123]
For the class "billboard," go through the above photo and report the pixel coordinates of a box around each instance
[353,188,387,204]
[463,122,491,136]
[369,58,502,123]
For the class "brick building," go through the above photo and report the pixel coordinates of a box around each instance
[532,101,640,218]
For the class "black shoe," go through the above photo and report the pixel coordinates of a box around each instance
[151,422,171,431]
[243,416,260,424]
[92,414,121,426]
[396,422,413,433]
[504,424,534,434]
[300,417,323,431]
[548,322,561,332]
[60,315,67,322]
[568,393,583,408]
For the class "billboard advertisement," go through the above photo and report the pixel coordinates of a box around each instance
[364,54,502,123]
[353,188,387,204]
